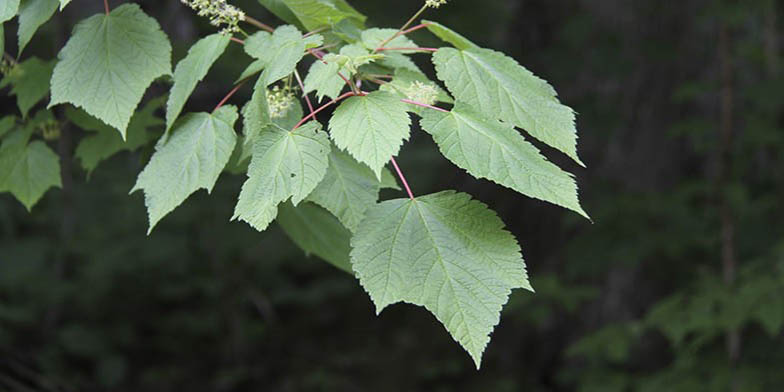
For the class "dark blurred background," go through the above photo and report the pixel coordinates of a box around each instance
[1,0,783,390]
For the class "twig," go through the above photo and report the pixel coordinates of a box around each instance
[293,69,315,115]
[390,157,415,200]
[376,47,438,53]
[213,79,248,112]
[243,16,275,33]
[103,0,110,15]
[291,91,356,130]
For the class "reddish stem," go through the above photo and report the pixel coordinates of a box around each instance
[292,91,356,130]
[390,157,415,200]
[244,16,275,33]
[103,0,109,14]
[376,47,438,53]
[213,80,248,112]
[401,99,448,113]
[230,37,245,45]
[400,23,432,35]
[303,27,328,38]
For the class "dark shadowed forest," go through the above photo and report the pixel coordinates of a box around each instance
[1,0,783,390]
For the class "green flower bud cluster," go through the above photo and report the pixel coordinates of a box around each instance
[180,0,245,34]
[267,86,297,119]
[405,81,438,106]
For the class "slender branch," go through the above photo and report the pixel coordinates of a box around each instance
[400,23,432,36]
[303,27,328,38]
[230,37,245,45]
[293,69,315,115]
[213,79,248,112]
[243,16,275,33]
[291,91,356,130]
[376,47,438,53]
[401,99,448,112]
[103,0,110,15]
[374,5,428,52]
[390,157,415,200]
[365,74,394,79]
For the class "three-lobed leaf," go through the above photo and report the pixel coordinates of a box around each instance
[244,26,311,87]
[49,4,172,139]
[0,57,55,118]
[351,190,532,368]
[0,122,61,211]
[420,102,587,218]
[233,121,330,232]
[328,91,411,178]
[433,47,583,166]
[132,105,238,234]
[303,59,345,102]
[166,33,230,131]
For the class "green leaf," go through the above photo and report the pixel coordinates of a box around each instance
[259,0,365,31]
[420,102,587,218]
[433,47,583,166]
[277,201,352,272]
[350,190,532,368]
[58,0,70,9]
[361,28,418,52]
[328,91,411,178]
[422,20,478,51]
[380,167,400,190]
[307,148,383,232]
[166,33,230,131]
[131,105,238,234]
[0,116,16,139]
[49,4,172,139]
[233,121,330,232]
[17,0,58,55]
[0,0,19,23]
[73,98,163,175]
[244,26,306,86]
[0,128,61,211]
[303,59,344,102]
[0,57,55,118]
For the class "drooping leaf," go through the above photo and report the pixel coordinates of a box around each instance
[277,201,352,272]
[350,190,532,368]
[0,57,55,118]
[233,121,330,232]
[49,4,172,138]
[131,105,238,234]
[307,148,383,232]
[17,0,58,55]
[0,0,19,23]
[328,91,411,178]
[361,28,418,52]
[166,33,230,130]
[244,26,308,86]
[72,98,164,175]
[259,0,365,31]
[422,20,478,51]
[303,59,344,102]
[433,47,583,166]
[0,128,61,211]
[420,102,587,218]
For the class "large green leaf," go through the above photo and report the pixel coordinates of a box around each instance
[0,0,19,23]
[233,121,330,231]
[166,33,230,130]
[351,190,532,368]
[306,148,382,232]
[72,98,163,175]
[0,127,61,211]
[17,0,58,54]
[0,57,55,118]
[49,4,172,138]
[277,201,352,272]
[420,102,588,218]
[328,91,411,178]
[131,106,238,234]
[244,26,307,86]
[433,47,583,166]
